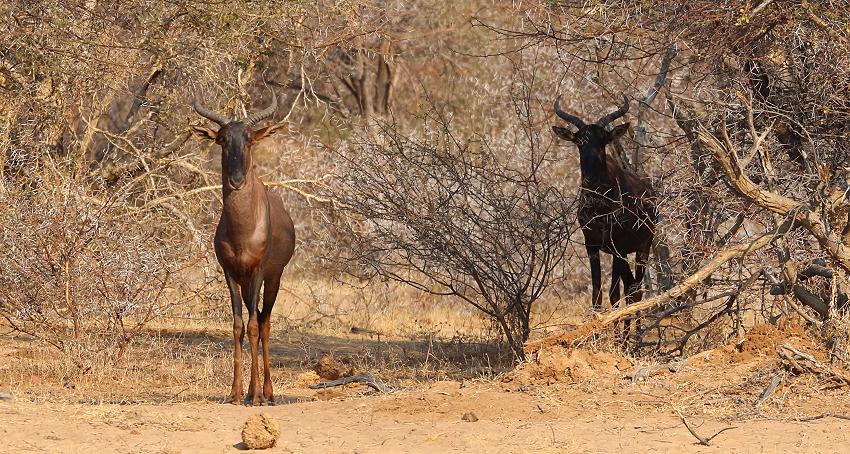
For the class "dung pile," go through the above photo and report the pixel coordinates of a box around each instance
[241,413,280,450]
[313,353,358,381]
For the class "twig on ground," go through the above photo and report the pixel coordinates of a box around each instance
[778,343,850,386]
[754,372,785,407]
[796,413,850,422]
[309,372,393,393]
[674,408,737,446]
[632,361,683,382]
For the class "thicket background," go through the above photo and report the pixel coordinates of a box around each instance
[1,1,848,369]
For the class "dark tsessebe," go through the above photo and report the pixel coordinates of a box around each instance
[552,95,657,341]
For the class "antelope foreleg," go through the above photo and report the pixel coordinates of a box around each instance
[260,277,280,403]
[618,258,636,343]
[243,272,264,405]
[224,273,244,404]
[630,248,651,339]
[587,246,603,312]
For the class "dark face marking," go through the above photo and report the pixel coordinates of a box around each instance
[575,125,610,178]
[552,122,629,180]
[553,124,610,177]
[216,122,253,190]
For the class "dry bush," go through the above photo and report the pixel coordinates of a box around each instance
[331,80,576,358]
[0,1,324,372]
[0,166,208,373]
[1,0,535,380]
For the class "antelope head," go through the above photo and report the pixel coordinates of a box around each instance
[190,92,279,190]
[552,95,630,176]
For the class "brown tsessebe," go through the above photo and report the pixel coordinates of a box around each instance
[551,95,657,340]
[190,92,296,405]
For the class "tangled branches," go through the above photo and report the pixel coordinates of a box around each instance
[333,107,575,358]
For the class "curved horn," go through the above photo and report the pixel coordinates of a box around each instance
[553,95,586,128]
[243,91,277,126]
[191,98,230,126]
[597,94,630,127]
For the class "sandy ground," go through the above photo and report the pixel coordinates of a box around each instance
[2,377,849,454]
[3,323,850,453]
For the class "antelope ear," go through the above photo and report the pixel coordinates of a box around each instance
[250,123,285,144]
[610,122,630,140]
[552,126,576,142]
[190,125,218,141]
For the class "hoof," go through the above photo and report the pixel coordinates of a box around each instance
[245,395,266,407]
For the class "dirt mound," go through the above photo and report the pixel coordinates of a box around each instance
[241,413,280,450]
[686,323,821,368]
[506,346,631,385]
[739,323,804,354]
[734,323,815,363]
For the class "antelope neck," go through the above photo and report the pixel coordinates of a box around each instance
[579,153,606,182]
[580,164,617,193]
[221,174,268,235]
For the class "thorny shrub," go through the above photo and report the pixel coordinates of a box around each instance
[0,172,206,373]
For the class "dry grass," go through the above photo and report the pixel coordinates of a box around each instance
[4,268,846,422]
[1,276,557,404]
[5,276,850,454]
